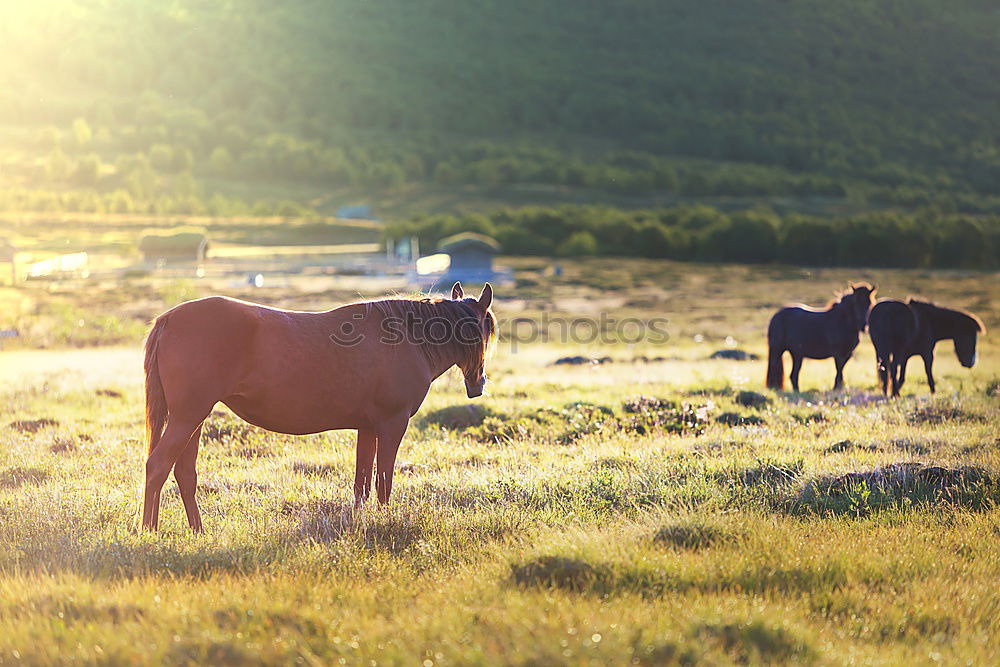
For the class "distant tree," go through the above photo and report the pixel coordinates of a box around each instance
[45,149,71,181]
[38,126,61,151]
[71,118,92,150]
[556,230,599,257]
[74,154,101,185]
[209,146,235,174]
[148,144,174,172]
[701,211,778,263]
[106,189,135,213]
[173,146,195,172]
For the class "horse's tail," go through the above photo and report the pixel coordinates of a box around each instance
[766,313,784,390]
[144,316,169,455]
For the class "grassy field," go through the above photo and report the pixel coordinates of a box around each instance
[1,259,998,664]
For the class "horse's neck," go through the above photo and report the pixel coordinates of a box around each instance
[832,299,861,331]
[426,344,467,378]
[916,306,956,342]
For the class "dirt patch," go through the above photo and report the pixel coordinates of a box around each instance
[0,466,50,488]
[49,437,79,454]
[95,388,123,398]
[8,418,59,434]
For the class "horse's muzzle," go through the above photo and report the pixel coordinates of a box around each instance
[466,375,486,398]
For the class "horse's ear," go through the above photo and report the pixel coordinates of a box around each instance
[848,281,857,290]
[451,282,464,300]
[478,283,493,310]
[871,284,878,294]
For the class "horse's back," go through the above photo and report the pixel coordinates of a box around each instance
[768,305,826,340]
[868,300,916,355]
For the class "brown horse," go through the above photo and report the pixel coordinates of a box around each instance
[766,282,876,392]
[142,282,495,532]
[869,298,984,397]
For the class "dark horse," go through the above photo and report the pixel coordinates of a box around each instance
[142,282,495,532]
[868,298,984,397]
[766,282,876,391]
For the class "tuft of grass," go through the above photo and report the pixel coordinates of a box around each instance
[418,404,499,430]
[716,412,766,426]
[734,390,770,409]
[796,463,998,516]
[510,556,605,592]
[908,404,985,425]
[694,620,815,663]
[653,518,743,550]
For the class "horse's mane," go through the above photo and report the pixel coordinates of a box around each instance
[907,297,985,333]
[366,294,497,365]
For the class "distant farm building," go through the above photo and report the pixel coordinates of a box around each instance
[412,232,512,288]
[139,227,208,263]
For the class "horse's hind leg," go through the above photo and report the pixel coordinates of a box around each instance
[789,354,803,392]
[877,356,889,395]
[353,428,376,508]
[143,412,209,531]
[374,414,410,504]
[833,355,848,391]
[174,424,204,532]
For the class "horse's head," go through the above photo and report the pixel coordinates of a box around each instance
[953,316,984,369]
[847,281,876,331]
[451,282,495,398]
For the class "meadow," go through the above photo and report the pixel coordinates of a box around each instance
[1,259,998,665]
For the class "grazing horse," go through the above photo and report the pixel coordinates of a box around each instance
[868,298,984,397]
[141,282,495,532]
[766,282,876,392]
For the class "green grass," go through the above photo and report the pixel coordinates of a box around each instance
[1,259,998,664]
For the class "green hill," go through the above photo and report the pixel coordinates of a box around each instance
[1,0,999,215]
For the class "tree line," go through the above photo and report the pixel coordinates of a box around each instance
[387,205,999,269]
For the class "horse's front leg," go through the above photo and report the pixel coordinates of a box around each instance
[789,354,803,392]
[833,355,848,391]
[374,414,410,504]
[894,357,907,397]
[353,428,376,508]
[922,352,935,393]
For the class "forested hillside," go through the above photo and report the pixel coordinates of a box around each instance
[1,0,999,215]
